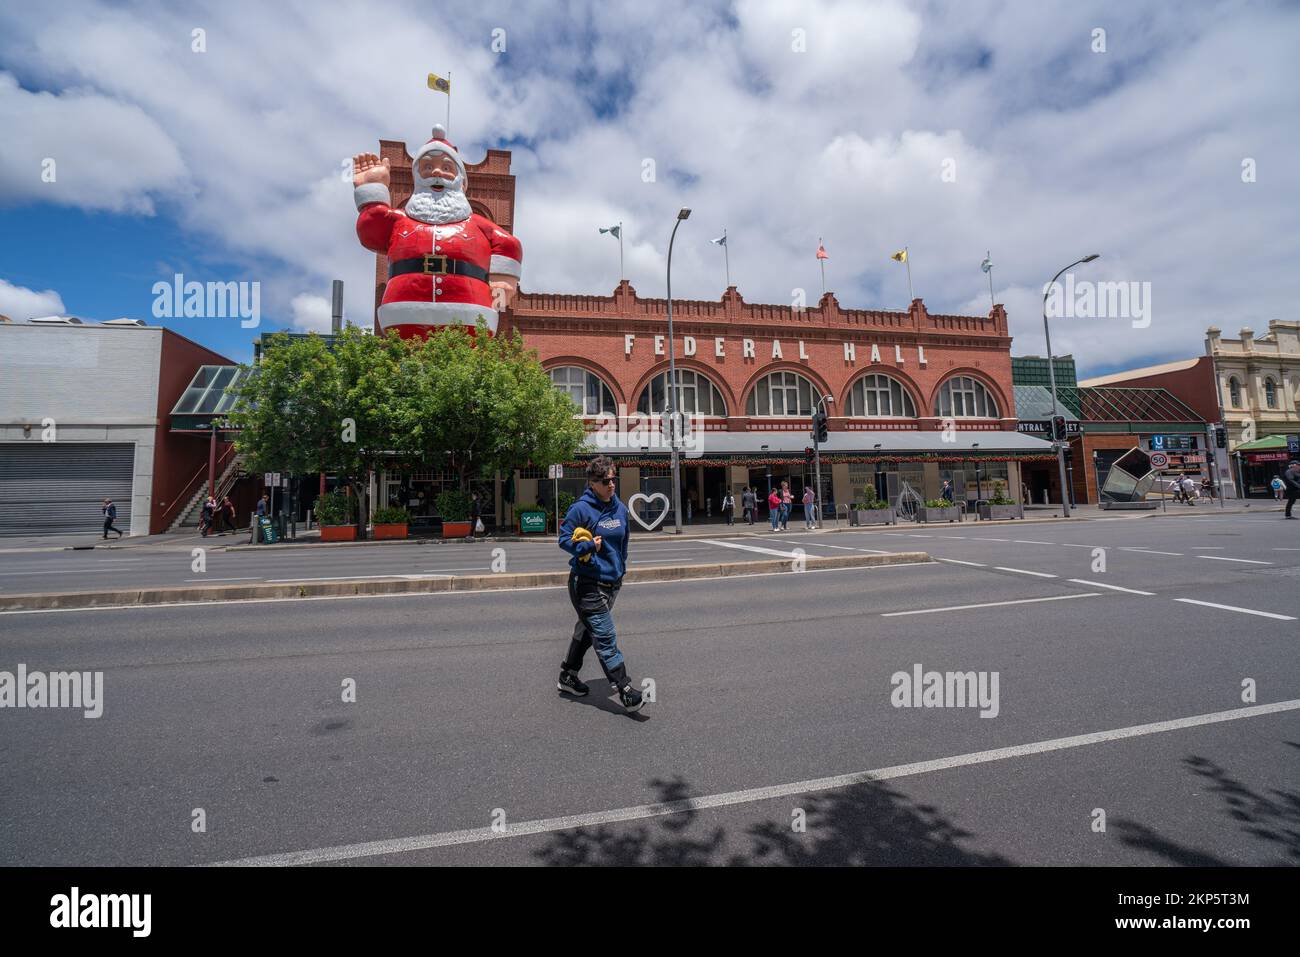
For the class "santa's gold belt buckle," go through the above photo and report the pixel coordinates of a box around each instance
[422,255,450,274]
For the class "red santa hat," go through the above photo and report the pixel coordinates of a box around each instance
[412,124,466,179]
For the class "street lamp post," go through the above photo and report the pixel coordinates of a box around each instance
[1043,254,1099,518]
[666,207,691,535]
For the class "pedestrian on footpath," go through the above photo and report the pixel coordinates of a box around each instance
[722,490,735,526]
[741,486,756,525]
[470,491,484,537]
[1180,474,1198,506]
[257,492,270,518]
[1271,476,1284,501]
[802,485,816,529]
[557,455,644,712]
[220,495,238,533]
[780,481,793,531]
[941,479,954,504]
[101,498,123,539]
[199,496,216,537]
[768,487,781,531]
[1283,461,1300,519]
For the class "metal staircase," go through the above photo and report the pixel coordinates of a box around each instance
[168,454,246,531]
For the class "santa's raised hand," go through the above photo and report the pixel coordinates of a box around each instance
[352,152,390,188]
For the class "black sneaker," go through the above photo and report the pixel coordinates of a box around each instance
[616,682,645,712]
[557,669,589,697]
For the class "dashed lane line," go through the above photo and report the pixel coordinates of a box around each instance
[993,567,1057,578]
[881,593,1098,617]
[1172,599,1296,621]
[1066,579,1156,596]
[1196,555,1272,565]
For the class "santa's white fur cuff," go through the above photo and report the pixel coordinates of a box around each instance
[490,255,522,278]
[354,182,391,209]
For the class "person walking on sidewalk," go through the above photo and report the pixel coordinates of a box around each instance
[741,487,756,525]
[1283,461,1300,519]
[722,490,735,526]
[768,487,781,531]
[557,455,644,712]
[780,481,793,531]
[802,485,816,529]
[101,498,123,539]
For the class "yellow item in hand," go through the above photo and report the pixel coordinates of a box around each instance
[571,526,594,562]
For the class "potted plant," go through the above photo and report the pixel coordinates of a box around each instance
[918,498,962,523]
[978,495,1024,521]
[850,498,896,526]
[436,490,473,538]
[372,505,410,540]
[315,489,357,541]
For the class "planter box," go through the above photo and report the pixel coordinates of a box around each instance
[918,506,962,523]
[320,524,357,542]
[978,503,1024,521]
[442,520,472,538]
[372,522,408,540]
[851,508,896,526]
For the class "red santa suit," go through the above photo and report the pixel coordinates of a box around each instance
[354,126,522,338]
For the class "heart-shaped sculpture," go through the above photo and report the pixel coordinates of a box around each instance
[626,492,671,531]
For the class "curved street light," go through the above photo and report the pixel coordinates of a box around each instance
[666,207,691,535]
[1042,254,1099,517]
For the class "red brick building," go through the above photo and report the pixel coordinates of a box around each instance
[370,138,1055,523]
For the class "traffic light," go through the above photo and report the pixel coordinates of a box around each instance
[805,446,814,466]
[813,410,829,443]
[1051,415,1067,441]
[1215,425,1227,448]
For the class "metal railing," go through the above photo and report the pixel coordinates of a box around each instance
[159,443,238,529]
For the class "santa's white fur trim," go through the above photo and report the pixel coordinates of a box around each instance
[489,255,522,278]
[354,182,391,209]
[378,300,498,333]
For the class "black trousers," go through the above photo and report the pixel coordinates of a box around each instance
[563,574,625,683]
[102,518,122,538]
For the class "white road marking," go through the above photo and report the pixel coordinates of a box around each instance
[1067,579,1155,596]
[1273,548,1300,551]
[1172,599,1296,621]
[207,698,1300,866]
[993,566,1057,578]
[696,539,799,559]
[1013,540,1055,545]
[981,538,1011,542]
[881,593,1097,617]
[907,534,933,538]
[1196,555,1272,565]
[1190,546,1225,550]
[937,558,986,567]
[183,577,263,583]
[1059,544,1101,548]
[1119,548,1183,556]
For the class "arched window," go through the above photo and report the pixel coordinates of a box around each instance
[549,366,616,416]
[846,374,917,418]
[1265,377,1277,409]
[636,369,727,416]
[934,376,999,418]
[1228,376,1242,407]
[746,370,818,417]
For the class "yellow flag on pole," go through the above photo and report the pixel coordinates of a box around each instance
[427,73,450,93]
[891,249,908,263]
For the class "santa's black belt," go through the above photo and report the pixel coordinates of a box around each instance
[389,255,489,282]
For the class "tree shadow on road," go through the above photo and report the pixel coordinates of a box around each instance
[533,774,1012,866]
[1111,750,1300,866]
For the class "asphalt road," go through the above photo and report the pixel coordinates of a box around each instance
[1,510,1297,866]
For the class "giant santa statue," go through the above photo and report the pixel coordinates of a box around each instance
[352,124,522,338]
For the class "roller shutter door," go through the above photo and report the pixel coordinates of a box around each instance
[0,443,135,536]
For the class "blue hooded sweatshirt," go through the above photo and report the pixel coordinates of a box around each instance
[559,487,630,582]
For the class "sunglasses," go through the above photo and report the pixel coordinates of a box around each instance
[596,476,617,485]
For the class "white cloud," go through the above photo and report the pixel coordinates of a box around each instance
[0,0,1297,375]
[289,293,335,333]
[0,277,66,320]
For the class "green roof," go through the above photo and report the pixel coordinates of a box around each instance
[1235,434,1288,451]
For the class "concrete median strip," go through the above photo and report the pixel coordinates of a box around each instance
[0,551,930,613]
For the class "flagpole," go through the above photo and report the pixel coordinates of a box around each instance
[723,228,730,288]
[446,71,451,134]
[619,221,624,280]
[819,236,826,296]
[986,249,994,311]
[905,245,913,302]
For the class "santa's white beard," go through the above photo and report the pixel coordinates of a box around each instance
[405,174,472,224]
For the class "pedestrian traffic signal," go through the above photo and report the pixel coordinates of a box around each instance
[1051,415,1067,441]
[1215,425,1227,448]
[814,410,829,443]
[805,446,814,466]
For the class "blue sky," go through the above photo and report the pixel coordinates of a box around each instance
[2,0,1297,371]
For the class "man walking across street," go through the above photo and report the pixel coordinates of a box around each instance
[101,498,123,539]
[1283,461,1300,519]
[742,486,756,525]
[557,455,644,712]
